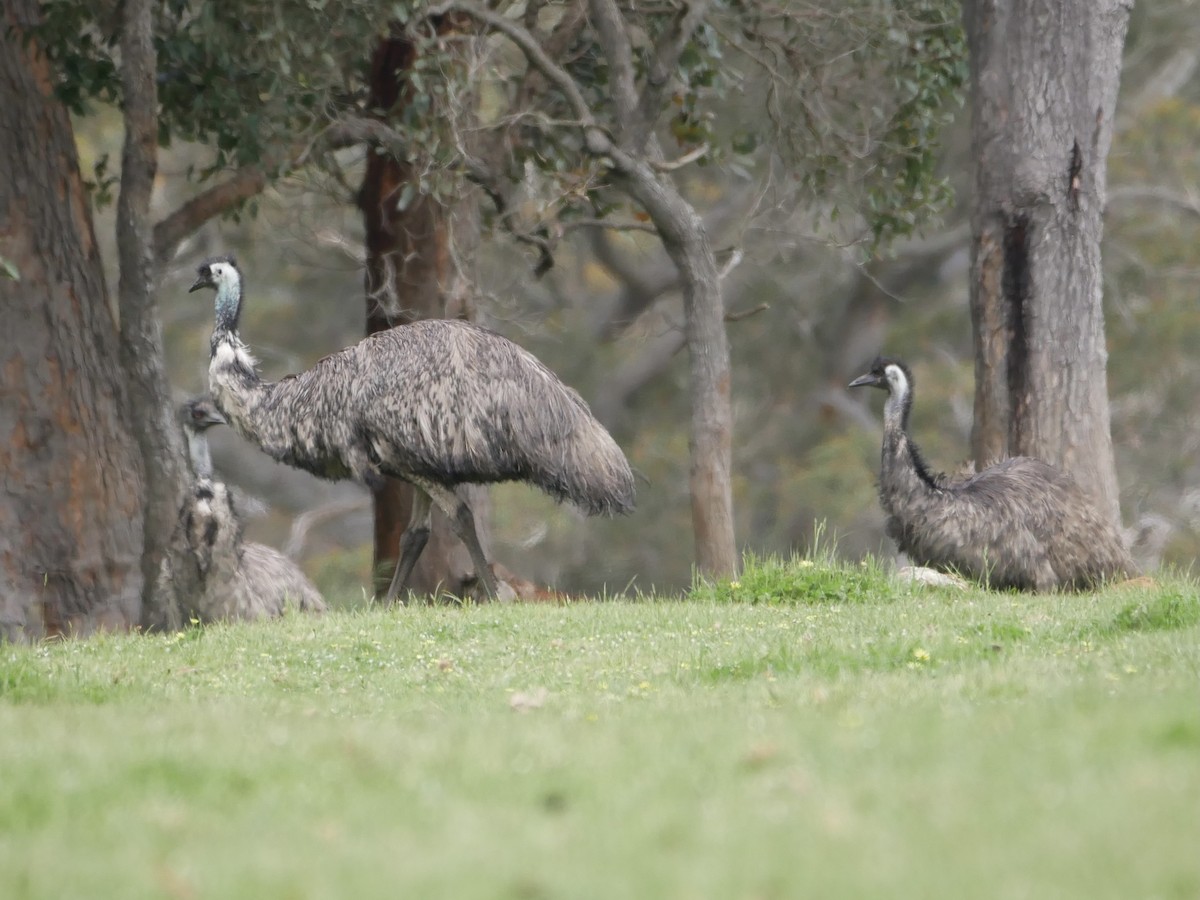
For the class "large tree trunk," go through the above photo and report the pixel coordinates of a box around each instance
[357,27,489,600]
[115,0,197,630]
[0,1,144,641]
[964,0,1131,524]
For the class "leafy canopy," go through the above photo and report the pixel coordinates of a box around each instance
[36,0,965,248]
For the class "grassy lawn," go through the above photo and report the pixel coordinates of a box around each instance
[2,556,1199,899]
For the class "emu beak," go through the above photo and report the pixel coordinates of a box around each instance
[848,373,881,389]
[188,272,212,293]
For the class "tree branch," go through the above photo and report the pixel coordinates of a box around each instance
[586,0,640,126]
[631,0,712,151]
[432,1,596,126]
[1108,184,1200,221]
[152,167,270,269]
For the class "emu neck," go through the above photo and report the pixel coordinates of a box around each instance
[880,387,938,497]
[213,279,243,340]
[882,388,911,436]
[208,279,269,446]
[185,429,214,480]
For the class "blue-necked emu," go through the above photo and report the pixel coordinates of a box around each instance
[849,356,1133,591]
[188,255,635,601]
[163,397,326,623]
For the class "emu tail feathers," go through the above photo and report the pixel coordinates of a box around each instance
[536,415,636,516]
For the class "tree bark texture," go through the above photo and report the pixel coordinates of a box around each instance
[358,27,489,599]
[964,0,1131,524]
[0,1,144,640]
[116,0,197,629]
[613,159,738,580]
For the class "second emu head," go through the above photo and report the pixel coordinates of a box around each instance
[179,396,227,434]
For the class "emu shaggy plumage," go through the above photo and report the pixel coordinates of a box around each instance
[156,398,326,625]
[849,357,1133,592]
[189,255,635,601]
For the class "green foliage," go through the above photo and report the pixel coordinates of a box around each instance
[711,0,966,249]
[36,1,442,175]
[2,578,1200,898]
[37,0,965,252]
[863,1,966,245]
[82,152,117,208]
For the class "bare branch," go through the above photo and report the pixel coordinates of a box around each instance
[432,1,596,126]
[717,247,743,280]
[631,0,712,150]
[1118,47,1199,135]
[514,2,589,112]
[1108,184,1200,221]
[285,497,370,559]
[723,302,767,323]
[559,218,658,235]
[586,0,640,124]
[152,167,270,269]
[652,143,709,172]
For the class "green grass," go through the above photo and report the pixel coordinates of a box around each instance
[2,556,1199,899]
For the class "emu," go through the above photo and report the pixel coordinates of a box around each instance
[188,255,635,602]
[849,356,1133,591]
[160,397,327,623]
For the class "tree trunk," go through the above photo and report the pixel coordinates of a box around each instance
[964,0,1131,524]
[357,27,489,599]
[0,1,144,641]
[612,160,738,580]
[115,0,197,630]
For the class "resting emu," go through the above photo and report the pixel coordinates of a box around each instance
[849,356,1133,591]
[188,255,635,601]
[161,397,327,623]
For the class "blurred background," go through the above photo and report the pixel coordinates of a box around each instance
[75,2,1200,598]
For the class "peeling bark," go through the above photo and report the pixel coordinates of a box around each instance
[965,0,1131,523]
[0,0,143,640]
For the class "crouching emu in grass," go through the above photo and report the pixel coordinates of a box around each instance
[157,397,327,624]
[188,255,636,602]
[849,356,1133,591]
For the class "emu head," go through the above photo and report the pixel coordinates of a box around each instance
[848,356,912,399]
[179,397,227,434]
[188,254,240,295]
[179,397,226,480]
[849,356,915,432]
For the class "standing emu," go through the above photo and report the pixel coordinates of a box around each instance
[188,255,636,601]
[162,397,327,623]
[849,356,1133,591]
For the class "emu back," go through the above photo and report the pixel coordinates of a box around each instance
[882,454,1131,591]
[216,319,635,515]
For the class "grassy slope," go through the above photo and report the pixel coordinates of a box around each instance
[2,558,1199,900]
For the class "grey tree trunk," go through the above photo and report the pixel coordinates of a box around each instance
[964,0,1131,524]
[612,163,737,579]
[583,0,738,580]
[115,0,197,629]
[0,0,144,641]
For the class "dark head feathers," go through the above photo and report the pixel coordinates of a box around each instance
[199,253,238,272]
[189,253,240,294]
[848,356,912,392]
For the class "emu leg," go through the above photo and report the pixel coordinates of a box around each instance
[384,487,433,604]
[418,481,500,601]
